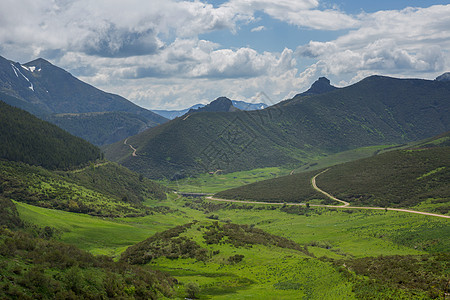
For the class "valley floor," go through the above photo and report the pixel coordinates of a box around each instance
[15,188,450,299]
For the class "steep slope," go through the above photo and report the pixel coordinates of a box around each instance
[0,55,167,145]
[0,100,100,169]
[435,72,450,82]
[104,75,450,179]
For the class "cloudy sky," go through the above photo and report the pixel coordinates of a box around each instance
[1,0,449,110]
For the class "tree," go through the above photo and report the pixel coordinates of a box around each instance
[185,282,200,299]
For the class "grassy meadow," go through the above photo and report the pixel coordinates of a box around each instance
[162,167,291,193]
[14,190,450,299]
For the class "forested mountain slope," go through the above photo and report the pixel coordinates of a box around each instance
[0,100,100,169]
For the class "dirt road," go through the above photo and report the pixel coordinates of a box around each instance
[124,138,138,157]
[205,169,450,219]
[311,169,350,206]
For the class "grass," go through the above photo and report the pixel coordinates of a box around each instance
[162,167,291,193]
[15,193,449,299]
[292,144,399,174]
[16,194,449,258]
[162,144,411,194]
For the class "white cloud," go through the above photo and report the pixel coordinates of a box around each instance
[297,5,450,83]
[251,25,266,32]
[1,1,449,111]
[222,0,359,30]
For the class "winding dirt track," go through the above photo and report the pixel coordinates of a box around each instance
[311,169,349,206]
[124,138,138,157]
[206,170,450,219]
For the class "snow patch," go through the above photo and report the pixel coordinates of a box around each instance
[11,64,34,91]
[11,64,18,77]
[29,66,36,72]
[21,65,30,72]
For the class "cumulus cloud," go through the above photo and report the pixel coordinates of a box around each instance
[297,5,450,81]
[296,5,450,84]
[72,38,296,82]
[222,0,359,30]
[0,0,237,60]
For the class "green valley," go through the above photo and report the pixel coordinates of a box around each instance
[6,192,449,299]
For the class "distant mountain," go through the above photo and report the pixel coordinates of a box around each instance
[153,104,205,120]
[0,55,168,145]
[436,72,450,82]
[295,77,338,97]
[104,75,450,179]
[153,100,267,120]
[187,97,240,114]
[0,100,100,169]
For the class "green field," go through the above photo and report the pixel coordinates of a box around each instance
[162,167,291,193]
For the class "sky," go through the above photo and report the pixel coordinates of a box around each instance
[1,0,450,110]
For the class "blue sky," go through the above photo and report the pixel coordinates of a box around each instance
[1,0,449,109]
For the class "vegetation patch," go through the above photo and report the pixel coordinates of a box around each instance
[318,146,450,210]
[0,160,168,217]
[202,222,311,256]
[330,253,450,299]
[0,226,176,299]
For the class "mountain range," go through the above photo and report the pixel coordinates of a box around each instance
[0,56,167,145]
[104,75,450,179]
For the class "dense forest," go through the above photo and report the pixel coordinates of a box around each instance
[0,100,100,170]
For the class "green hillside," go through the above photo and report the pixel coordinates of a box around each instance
[216,133,450,215]
[104,76,450,179]
[0,100,100,169]
[316,146,449,212]
[0,160,167,217]
[0,197,175,299]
